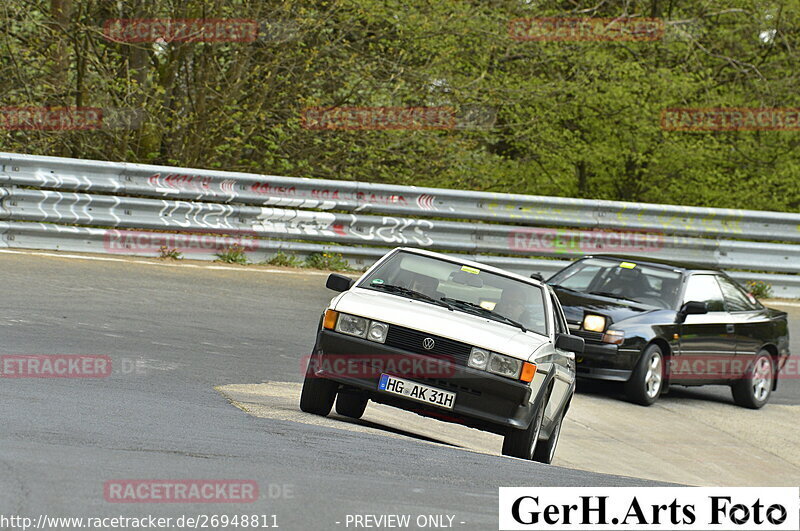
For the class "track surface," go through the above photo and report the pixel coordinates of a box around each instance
[1,251,685,531]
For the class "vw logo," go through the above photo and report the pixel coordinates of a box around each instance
[422,337,435,350]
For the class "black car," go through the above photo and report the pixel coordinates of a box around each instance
[547,255,791,408]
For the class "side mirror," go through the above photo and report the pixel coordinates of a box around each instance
[530,272,544,281]
[326,273,354,292]
[555,333,585,354]
[677,301,708,323]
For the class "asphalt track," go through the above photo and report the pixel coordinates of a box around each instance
[2,250,798,530]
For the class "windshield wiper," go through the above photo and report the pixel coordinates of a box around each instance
[588,291,640,303]
[549,283,582,293]
[370,284,453,310]
[439,297,527,332]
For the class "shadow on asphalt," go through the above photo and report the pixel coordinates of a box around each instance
[575,377,739,407]
[328,413,463,448]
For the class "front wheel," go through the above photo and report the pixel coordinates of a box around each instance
[533,412,564,464]
[502,403,545,460]
[625,344,665,406]
[731,351,773,409]
[299,355,338,415]
[335,390,368,419]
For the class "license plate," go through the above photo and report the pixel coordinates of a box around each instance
[378,374,455,410]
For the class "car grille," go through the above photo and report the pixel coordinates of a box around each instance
[384,325,472,366]
[572,329,604,342]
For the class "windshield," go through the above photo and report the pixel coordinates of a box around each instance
[359,251,548,336]
[548,258,683,309]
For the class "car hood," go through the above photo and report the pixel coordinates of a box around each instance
[331,288,549,361]
[553,288,658,326]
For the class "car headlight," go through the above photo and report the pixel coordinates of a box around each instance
[468,347,490,370]
[335,313,369,338]
[583,314,607,332]
[487,352,522,379]
[367,321,389,343]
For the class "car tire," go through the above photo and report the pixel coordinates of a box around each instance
[299,355,338,416]
[532,411,564,464]
[731,351,773,409]
[335,390,368,419]
[502,402,545,460]
[625,343,665,406]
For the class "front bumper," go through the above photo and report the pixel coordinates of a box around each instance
[576,341,637,382]
[314,329,542,433]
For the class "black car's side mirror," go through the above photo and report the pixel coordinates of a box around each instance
[326,273,354,292]
[530,272,544,281]
[676,301,708,323]
[555,333,585,354]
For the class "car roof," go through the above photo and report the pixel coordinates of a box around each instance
[393,247,547,288]
[582,254,721,274]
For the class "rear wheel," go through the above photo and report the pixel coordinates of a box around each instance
[625,344,664,406]
[335,390,368,419]
[299,355,338,415]
[502,403,545,460]
[533,412,564,464]
[731,351,773,409]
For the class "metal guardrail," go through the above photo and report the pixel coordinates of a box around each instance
[1,152,798,297]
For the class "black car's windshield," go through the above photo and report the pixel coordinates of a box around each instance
[548,258,683,309]
[359,251,548,335]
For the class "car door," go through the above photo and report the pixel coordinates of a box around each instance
[675,274,737,383]
[716,275,770,377]
[544,289,575,424]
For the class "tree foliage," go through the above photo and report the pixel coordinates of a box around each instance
[1,0,798,211]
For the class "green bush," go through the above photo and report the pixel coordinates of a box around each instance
[215,244,249,265]
[304,252,351,271]
[266,251,302,267]
[745,280,773,299]
[159,246,183,260]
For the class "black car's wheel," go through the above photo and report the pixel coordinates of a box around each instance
[532,411,564,464]
[299,356,338,415]
[502,402,545,460]
[625,343,665,406]
[335,390,368,419]
[731,351,773,409]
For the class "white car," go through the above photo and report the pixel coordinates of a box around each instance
[299,247,583,463]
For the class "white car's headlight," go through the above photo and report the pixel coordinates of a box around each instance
[468,347,490,370]
[335,313,369,338]
[487,353,522,379]
[367,321,389,343]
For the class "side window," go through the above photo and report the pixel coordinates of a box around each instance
[716,276,759,312]
[683,275,725,312]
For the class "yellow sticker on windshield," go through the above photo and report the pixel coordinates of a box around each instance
[461,266,480,274]
[619,262,637,269]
